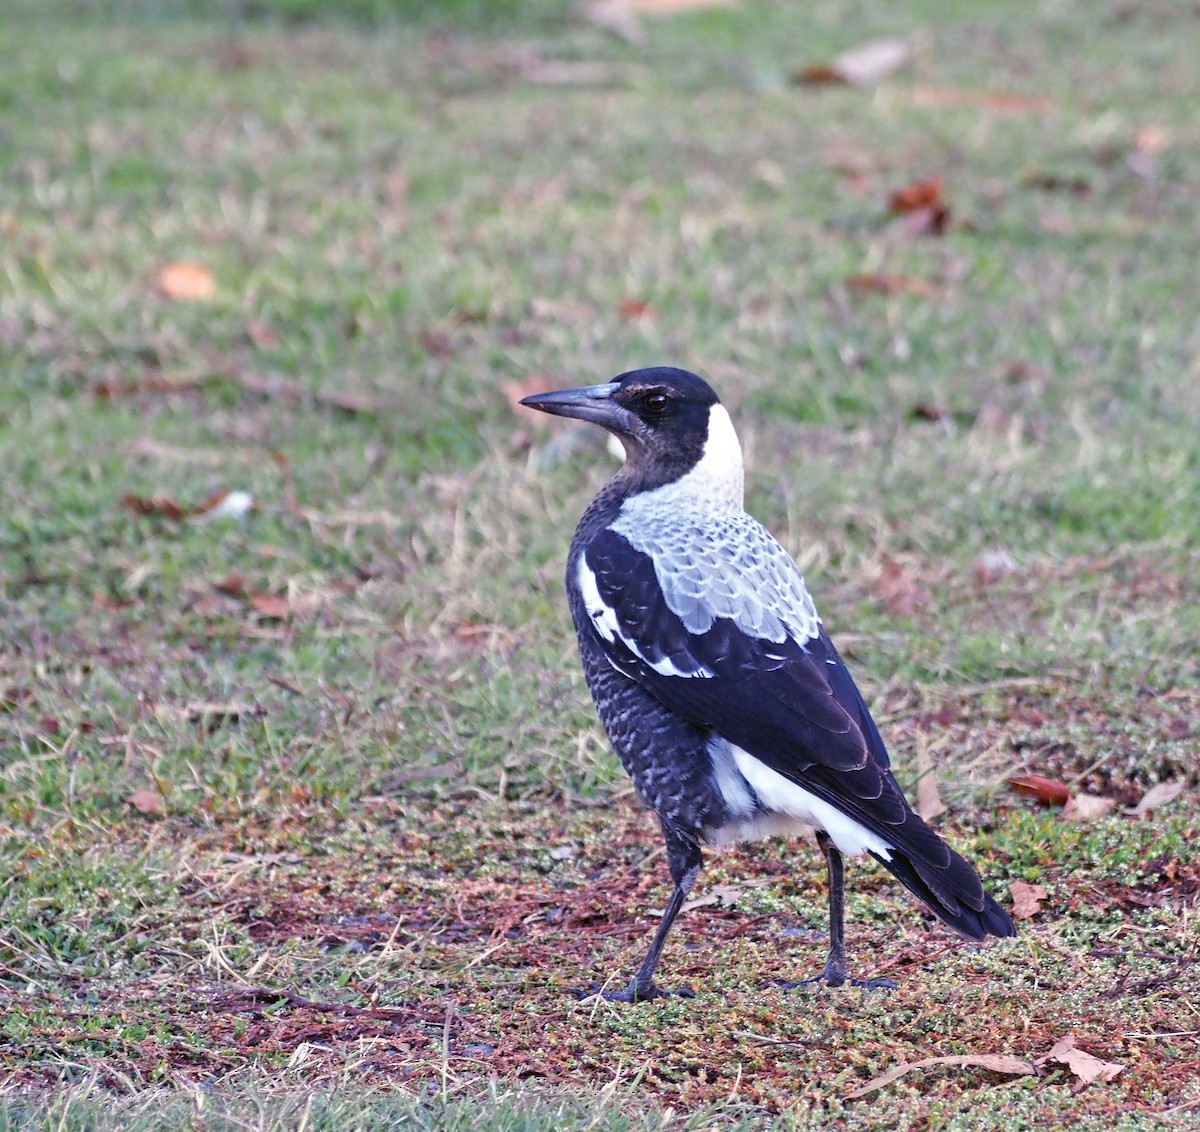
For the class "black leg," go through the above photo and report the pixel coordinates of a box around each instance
[771,831,895,992]
[816,830,851,985]
[586,829,703,1004]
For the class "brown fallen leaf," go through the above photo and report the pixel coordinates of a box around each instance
[128,788,165,816]
[1037,1035,1124,1087]
[249,592,293,620]
[618,298,655,321]
[914,744,946,822]
[1007,773,1072,808]
[875,556,927,617]
[215,570,249,597]
[1061,792,1115,823]
[889,177,944,214]
[902,204,951,237]
[677,878,770,914]
[796,37,912,88]
[122,494,188,521]
[93,590,133,611]
[453,622,517,650]
[1009,880,1049,921]
[157,262,216,301]
[910,402,949,422]
[888,177,950,236]
[1123,780,1184,818]
[847,1053,1036,1099]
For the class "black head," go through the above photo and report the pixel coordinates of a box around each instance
[520,367,727,490]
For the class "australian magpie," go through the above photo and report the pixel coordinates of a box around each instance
[522,366,1015,1002]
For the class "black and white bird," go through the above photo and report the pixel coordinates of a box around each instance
[523,367,1014,1002]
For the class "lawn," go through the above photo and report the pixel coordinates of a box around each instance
[0,0,1197,1127]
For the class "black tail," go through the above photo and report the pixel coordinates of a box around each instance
[870,830,1016,941]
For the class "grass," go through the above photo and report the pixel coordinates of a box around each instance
[1,0,1198,1126]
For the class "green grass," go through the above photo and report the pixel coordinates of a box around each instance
[1,0,1199,1127]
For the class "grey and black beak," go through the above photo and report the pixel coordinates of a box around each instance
[520,382,628,429]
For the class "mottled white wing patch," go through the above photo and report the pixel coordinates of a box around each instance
[576,556,714,679]
[610,504,820,645]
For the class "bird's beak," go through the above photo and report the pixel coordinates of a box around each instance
[519,381,628,428]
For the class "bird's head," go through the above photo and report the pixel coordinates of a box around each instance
[521,366,744,506]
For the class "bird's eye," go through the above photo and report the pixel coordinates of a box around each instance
[643,392,669,414]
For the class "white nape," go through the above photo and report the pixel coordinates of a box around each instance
[639,404,744,511]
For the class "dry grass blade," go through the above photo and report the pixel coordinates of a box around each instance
[847,1053,1037,1099]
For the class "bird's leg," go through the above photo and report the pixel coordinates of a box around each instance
[590,832,702,1004]
[775,830,895,992]
[815,830,852,986]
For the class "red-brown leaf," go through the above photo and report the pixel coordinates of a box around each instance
[875,556,927,617]
[249,593,292,620]
[215,570,250,598]
[122,494,188,521]
[889,177,945,214]
[1007,773,1072,807]
[618,298,655,321]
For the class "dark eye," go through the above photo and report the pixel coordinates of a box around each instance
[643,392,669,414]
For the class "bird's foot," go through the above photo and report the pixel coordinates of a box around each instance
[572,978,696,1004]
